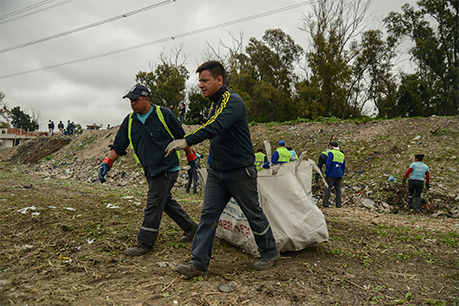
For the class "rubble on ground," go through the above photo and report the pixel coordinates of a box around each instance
[1,116,458,218]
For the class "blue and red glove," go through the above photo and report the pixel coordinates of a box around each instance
[98,158,113,183]
[187,153,198,169]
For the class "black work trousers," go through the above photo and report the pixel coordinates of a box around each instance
[408,180,424,211]
[186,168,198,194]
[137,171,194,247]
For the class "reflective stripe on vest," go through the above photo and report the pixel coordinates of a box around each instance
[128,105,180,172]
[276,147,291,163]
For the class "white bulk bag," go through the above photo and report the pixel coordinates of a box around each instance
[198,152,329,257]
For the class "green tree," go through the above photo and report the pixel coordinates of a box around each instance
[135,51,189,109]
[353,30,398,118]
[186,91,212,125]
[396,73,435,117]
[230,29,304,122]
[384,0,459,115]
[10,106,38,131]
[299,0,372,119]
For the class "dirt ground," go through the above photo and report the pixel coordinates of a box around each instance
[0,116,458,305]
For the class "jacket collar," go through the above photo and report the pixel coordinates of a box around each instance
[210,85,227,102]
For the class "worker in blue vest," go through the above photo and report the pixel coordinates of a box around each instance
[402,154,430,213]
[322,141,346,208]
[287,147,298,161]
[97,84,198,257]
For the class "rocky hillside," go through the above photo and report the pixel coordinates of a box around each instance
[1,115,458,216]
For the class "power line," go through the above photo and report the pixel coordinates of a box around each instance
[0,0,74,25]
[0,0,177,53]
[0,0,55,20]
[0,1,311,79]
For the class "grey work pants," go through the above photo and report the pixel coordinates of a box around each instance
[323,176,342,207]
[137,171,194,247]
[190,165,278,271]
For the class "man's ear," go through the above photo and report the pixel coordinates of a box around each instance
[217,75,224,86]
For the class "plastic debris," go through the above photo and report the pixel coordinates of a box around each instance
[17,206,36,214]
[218,283,235,293]
[65,207,76,211]
[59,255,72,263]
[106,203,120,209]
[388,176,397,182]
[86,238,95,244]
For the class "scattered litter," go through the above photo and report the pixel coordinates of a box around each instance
[20,244,33,250]
[17,206,36,214]
[86,238,95,244]
[134,202,141,206]
[65,207,76,211]
[59,255,72,263]
[157,261,178,268]
[388,176,397,182]
[106,203,120,209]
[31,212,40,216]
[218,283,235,293]
[122,196,134,199]
[413,135,421,140]
[48,206,57,209]
[75,246,81,251]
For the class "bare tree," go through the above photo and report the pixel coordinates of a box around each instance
[0,92,10,127]
[30,108,42,130]
[298,0,373,118]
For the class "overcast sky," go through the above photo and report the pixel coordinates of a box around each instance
[0,0,416,131]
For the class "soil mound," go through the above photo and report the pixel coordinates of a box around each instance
[6,136,72,164]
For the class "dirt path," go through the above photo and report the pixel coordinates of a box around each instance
[0,165,457,306]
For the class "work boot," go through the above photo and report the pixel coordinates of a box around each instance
[124,243,153,256]
[176,263,207,277]
[179,222,198,242]
[253,253,280,271]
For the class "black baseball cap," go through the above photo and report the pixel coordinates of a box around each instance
[123,84,151,100]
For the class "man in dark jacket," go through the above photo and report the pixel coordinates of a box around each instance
[165,61,279,277]
[97,84,198,256]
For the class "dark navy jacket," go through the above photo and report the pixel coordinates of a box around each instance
[185,86,255,171]
[110,105,184,177]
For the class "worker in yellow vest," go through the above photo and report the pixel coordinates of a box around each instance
[254,148,268,171]
[262,140,291,169]
[97,84,198,256]
[314,148,330,183]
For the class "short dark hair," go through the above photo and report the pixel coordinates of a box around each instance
[257,148,264,152]
[415,154,425,161]
[330,141,338,147]
[196,61,227,84]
